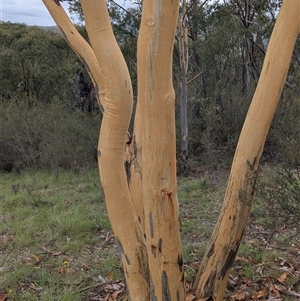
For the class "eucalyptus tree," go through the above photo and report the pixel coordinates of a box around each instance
[43,1,299,300]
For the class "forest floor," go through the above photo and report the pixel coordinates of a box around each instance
[0,165,299,301]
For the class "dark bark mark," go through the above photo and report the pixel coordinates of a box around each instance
[116,237,130,265]
[124,254,130,265]
[97,150,101,157]
[150,275,158,301]
[167,192,175,219]
[135,226,150,277]
[138,216,141,223]
[151,244,157,258]
[132,135,138,157]
[177,254,183,272]
[220,249,238,278]
[149,212,154,238]
[53,0,62,5]
[203,270,216,296]
[238,189,252,206]
[124,161,131,183]
[158,238,162,252]
[207,243,215,258]
[177,290,180,301]
[162,271,171,301]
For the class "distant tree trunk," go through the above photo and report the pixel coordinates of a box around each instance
[192,1,299,300]
[177,0,189,162]
[234,0,259,91]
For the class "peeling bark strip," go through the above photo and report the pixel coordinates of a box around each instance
[162,271,171,301]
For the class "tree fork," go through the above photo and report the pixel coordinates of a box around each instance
[192,1,299,300]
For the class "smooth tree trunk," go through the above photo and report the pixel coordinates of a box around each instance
[135,0,185,298]
[43,0,150,299]
[192,1,299,300]
[80,1,151,299]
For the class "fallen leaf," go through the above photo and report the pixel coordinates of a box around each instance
[111,289,123,299]
[231,290,246,300]
[0,294,8,301]
[251,287,268,299]
[30,254,41,263]
[276,273,287,284]
[235,256,252,264]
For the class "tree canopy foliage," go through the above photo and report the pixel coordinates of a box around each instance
[0,0,299,174]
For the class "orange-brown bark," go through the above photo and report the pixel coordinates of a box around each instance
[80,0,150,299]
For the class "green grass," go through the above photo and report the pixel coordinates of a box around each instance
[1,166,299,300]
[0,168,113,300]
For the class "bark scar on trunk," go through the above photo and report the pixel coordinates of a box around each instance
[162,271,171,301]
[177,253,183,272]
[150,275,158,301]
[158,238,162,252]
[220,249,238,278]
[149,212,154,238]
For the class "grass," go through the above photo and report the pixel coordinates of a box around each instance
[0,168,114,300]
[0,166,299,300]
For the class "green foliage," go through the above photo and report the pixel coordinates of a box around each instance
[0,22,80,105]
[174,0,300,166]
[255,167,300,242]
[0,100,100,174]
[1,1,300,173]
[0,169,111,300]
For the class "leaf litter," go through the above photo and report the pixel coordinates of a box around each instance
[1,167,299,300]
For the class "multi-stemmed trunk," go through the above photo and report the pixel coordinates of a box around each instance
[43,0,299,300]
